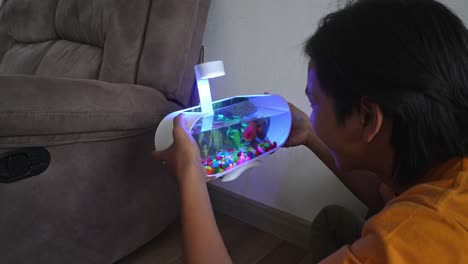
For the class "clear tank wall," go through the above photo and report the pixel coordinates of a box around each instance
[185,95,291,178]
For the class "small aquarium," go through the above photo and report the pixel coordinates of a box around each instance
[155,94,291,181]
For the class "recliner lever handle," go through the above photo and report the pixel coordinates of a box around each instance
[0,147,50,183]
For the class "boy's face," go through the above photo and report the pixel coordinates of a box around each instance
[306,66,372,172]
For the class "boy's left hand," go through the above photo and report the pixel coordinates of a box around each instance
[152,114,206,183]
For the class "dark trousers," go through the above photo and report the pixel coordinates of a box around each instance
[309,205,365,263]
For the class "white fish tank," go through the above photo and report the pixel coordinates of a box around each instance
[155,61,292,181]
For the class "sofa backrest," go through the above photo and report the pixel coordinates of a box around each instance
[0,0,210,106]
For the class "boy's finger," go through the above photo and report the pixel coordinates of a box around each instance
[152,150,167,161]
[173,114,191,140]
[173,114,188,130]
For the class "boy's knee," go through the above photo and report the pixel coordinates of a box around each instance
[312,204,364,234]
[315,205,350,224]
[321,204,348,216]
[311,205,347,231]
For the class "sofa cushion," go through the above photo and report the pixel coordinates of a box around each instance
[0,75,179,147]
[0,0,210,105]
[137,0,211,106]
[35,40,102,79]
[55,0,108,48]
[0,0,151,83]
[1,0,58,43]
[0,41,55,75]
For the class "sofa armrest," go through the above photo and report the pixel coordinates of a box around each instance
[0,75,179,147]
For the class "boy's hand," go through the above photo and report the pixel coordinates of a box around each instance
[284,102,316,148]
[152,114,205,183]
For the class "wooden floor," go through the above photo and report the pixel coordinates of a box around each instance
[117,212,314,264]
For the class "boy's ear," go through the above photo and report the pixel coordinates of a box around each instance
[360,97,384,143]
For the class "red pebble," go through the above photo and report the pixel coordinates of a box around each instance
[237,151,242,157]
[216,156,222,161]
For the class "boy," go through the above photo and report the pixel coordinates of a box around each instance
[153,0,468,263]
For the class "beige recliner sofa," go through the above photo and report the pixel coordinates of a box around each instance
[0,0,210,262]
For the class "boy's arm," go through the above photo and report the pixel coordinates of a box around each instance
[178,165,232,264]
[152,114,232,264]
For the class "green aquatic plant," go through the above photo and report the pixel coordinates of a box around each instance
[227,128,244,149]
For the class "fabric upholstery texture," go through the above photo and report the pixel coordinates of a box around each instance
[0,134,180,263]
[0,0,210,262]
[0,75,177,139]
[0,0,210,106]
[138,0,211,105]
[0,0,150,83]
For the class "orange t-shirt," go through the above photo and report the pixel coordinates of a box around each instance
[323,158,468,263]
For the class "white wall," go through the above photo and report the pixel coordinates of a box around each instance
[203,0,468,222]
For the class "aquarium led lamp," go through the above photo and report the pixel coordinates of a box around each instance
[194,61,225,115]
[155,61,292,182]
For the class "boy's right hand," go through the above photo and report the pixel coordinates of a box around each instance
[284,103,316,148]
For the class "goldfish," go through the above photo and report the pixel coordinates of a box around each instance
[243,118,270,141]
[242,122,258,141]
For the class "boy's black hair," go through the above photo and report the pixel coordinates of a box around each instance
[305,0,468,185]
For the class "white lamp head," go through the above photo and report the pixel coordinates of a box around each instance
[194,61,225,80]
